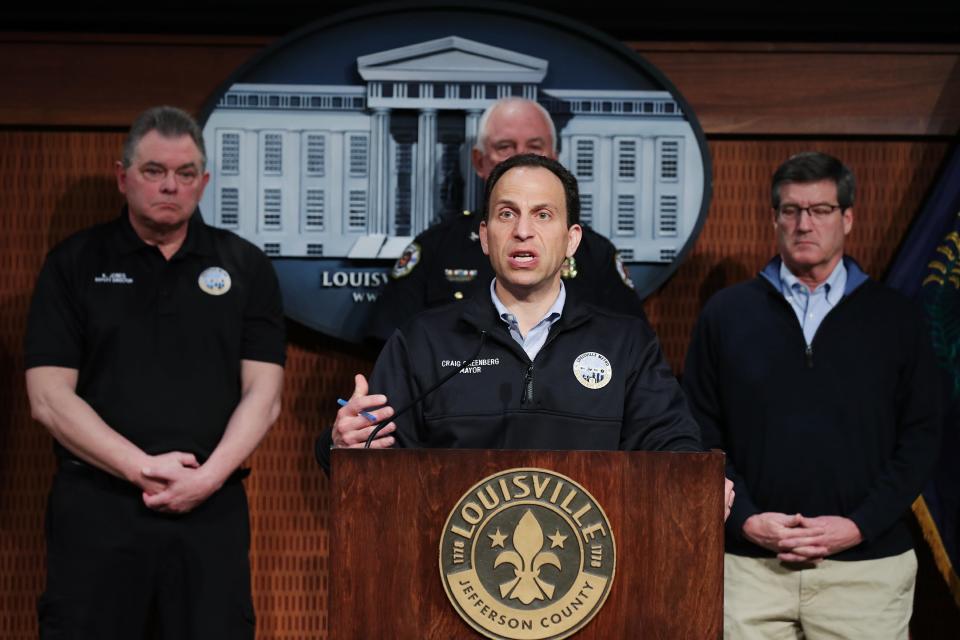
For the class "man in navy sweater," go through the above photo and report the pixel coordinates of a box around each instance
[683,152,941,639]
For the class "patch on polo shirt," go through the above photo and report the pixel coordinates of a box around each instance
[573,352,612,390]
[198,266,232,296]
[391,242,421,279]
[94,272,134,284]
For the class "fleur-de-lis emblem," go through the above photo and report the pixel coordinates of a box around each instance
[493,509,561,604]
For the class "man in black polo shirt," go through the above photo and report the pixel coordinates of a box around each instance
[24,106,286,639]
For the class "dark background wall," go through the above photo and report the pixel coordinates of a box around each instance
[1,3,958,638]
[3,2,958,42]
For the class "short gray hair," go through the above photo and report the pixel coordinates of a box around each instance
[122,106,207,170]
[473,98,557,154]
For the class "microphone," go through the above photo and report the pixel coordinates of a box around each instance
[363,330,487,448]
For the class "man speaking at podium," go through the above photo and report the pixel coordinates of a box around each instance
[321,153,732,517]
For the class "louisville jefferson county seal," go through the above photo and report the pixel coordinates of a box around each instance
[440,468,616,640]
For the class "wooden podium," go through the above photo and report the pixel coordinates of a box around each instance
[329,449,724,639]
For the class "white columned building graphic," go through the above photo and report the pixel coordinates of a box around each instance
[200,35,704,264]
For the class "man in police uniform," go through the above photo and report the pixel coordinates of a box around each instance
[364,97,644,342]
[324,154,734,520]
[24,106,286,639]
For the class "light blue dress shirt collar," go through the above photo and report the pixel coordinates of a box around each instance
[779,259,847,346]
[490,279,565,361]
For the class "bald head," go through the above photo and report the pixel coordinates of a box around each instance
[472,98,558,180]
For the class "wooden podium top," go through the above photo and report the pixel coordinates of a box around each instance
[330,449,724,639]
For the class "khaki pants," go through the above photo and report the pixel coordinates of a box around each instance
[724,551,917,640]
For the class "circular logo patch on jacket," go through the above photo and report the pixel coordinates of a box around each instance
[391,242,421,279]
[440,468,615,640]
[572,352,612,390]
[198,267,232,296]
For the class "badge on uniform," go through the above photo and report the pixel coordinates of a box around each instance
[444,268,477,283]
[573,352,612,389]
[614,252,635,290]
[198,266,232,296]
[392,242,421,278]
[560,256,578,279]
[94,272,134,284]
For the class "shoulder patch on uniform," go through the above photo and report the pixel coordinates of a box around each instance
[391,242,421,279]
[573,352,612,389]
[198,266,232,296]
[614,252,635,290]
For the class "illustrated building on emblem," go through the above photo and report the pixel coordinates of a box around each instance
[200,36,704,263]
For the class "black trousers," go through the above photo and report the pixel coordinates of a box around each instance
[39,462,255,640]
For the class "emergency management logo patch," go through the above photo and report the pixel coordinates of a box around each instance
[440,468,615,640]
[391,242,421,279]
[197,267,231,296]
[572,352,612,390]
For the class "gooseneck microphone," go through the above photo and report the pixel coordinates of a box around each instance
[364,330,487,448]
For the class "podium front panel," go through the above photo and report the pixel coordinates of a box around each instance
[330,448,723,639]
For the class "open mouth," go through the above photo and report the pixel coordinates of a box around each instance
[508,250,538,268]
[513,252,535,263]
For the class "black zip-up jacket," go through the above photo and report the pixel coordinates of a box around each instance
[683,257,942,561]
[319,291,701,471]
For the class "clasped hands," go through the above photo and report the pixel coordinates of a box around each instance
[133,451,221,515]
[743,512,863,563]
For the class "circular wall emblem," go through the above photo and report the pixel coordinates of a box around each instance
[198,266,232,296]
[572,352,612,390]
[440,468,615,640]
[199,2,711,342]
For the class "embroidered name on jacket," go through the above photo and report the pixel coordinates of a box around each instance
[441,358,501,374]
[94,272,134,284]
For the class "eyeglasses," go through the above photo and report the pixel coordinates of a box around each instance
[777,204,843,222]
[138,163,201,186]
